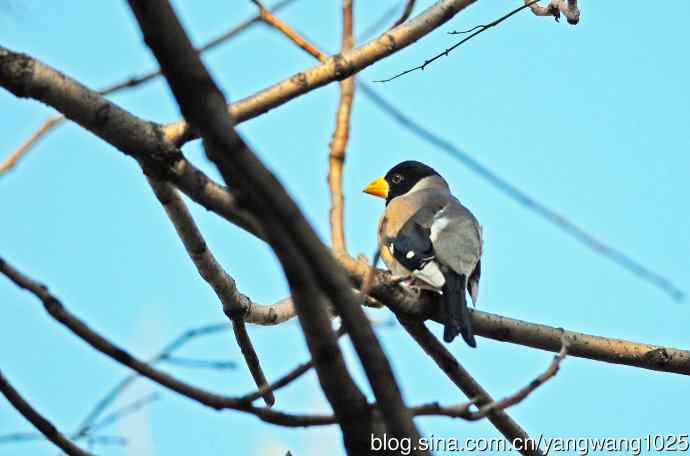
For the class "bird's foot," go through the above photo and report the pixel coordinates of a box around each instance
[389,274,416,286]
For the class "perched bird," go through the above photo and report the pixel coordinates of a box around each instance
[363,161,483,346]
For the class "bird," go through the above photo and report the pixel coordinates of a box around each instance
[363,160,483,347]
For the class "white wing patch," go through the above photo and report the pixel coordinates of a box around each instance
[412,260,445,289]
[406,251,415,259]
[429,210,450,244]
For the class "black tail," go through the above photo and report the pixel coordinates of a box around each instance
[442,272,476,347]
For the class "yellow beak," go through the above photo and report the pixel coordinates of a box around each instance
[363,176,389,198]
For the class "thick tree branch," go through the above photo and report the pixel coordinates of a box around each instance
[125,1,386,453]
[399,319,544,456]
[160,0,479,146]
[148,178,274,406]
[346,260,690,376]
[0,45,263,240]
[0,258,350,429]
[0,0,298,176]
[0,370,94,456]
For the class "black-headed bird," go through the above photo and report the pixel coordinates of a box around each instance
[363,161,483,347]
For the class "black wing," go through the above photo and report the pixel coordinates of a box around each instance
[385,217,434,271]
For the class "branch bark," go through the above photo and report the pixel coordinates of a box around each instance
[160,0,479,146]
[148,178,273,406]
[125,1,388,452]
[0,370,94,456]
[399,319,544,456]
[346,260,690,376]
[328,0,356,255]
[0,257,348,429]
[0,45,263,240]
[0,0,298,176]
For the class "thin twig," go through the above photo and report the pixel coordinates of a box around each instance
[148,178,275,407]
[398,318,543,456]
[75,323,229,436]
[86,393,160,432]
[0,370,94,456]
[0,0,298,177]
[413,339,567,423]
[467,337,569,420]
[238,325,347,404]
[251,0,327,62]
[0,116,62,174]
[327,0,355,255]
[0,257,353,428]
[358,2,402,41]
[390,0,416,29]
[375,1,538,82]
[160,356,237,370]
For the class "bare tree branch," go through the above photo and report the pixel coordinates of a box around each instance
[75,323,229,436]
[148,178,274,406]
[359,2,402,41]
[468,337,569,421]
[0,115,61,174]
[413,338,566,423]
[160,0,480,146]
[375,1,539,83]
[0,45,264,240]
[0,0,298,177]
[0,370,94,456]
[328,0,355,255]
[86,393,160,432]
[399,318,544,456]
[251,0,326,62]
[125,1,388,452]
[390,0,416,29]
[345,260,690,375]
[0,257,352,429]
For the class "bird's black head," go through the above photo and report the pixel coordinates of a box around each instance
[364,160,440,205]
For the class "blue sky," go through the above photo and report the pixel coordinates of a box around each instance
[1,1,689,455]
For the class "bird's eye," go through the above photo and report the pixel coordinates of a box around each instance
[391,174,403,184]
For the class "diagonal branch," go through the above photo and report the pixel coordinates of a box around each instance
[125,1,386,452]
[0,370,94,456]
[466,337,569,421]
[328,0,356,255]
[0,45,263,240]
[0,0,298,176]
[251,0,325,62]
[0,257,349,429]
[399,318,544,456]
[0,116,61,174]
[346,260,690,376]
[390,0,417,29]
[375,0,539,83]
[160,0,480,146]
[148,178,274,406]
